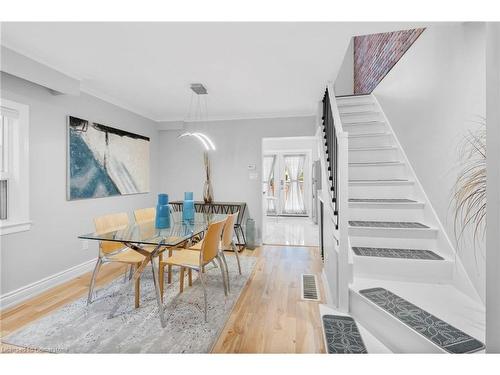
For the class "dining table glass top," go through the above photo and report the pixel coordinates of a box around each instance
[79,212,227,247]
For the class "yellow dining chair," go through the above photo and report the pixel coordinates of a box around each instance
[189,212,242,288]
[88,212,145,308]
[159,219,227,322]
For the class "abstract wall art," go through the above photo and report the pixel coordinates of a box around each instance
[67,116,150,200]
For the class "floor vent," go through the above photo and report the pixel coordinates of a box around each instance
[301,274,320,301]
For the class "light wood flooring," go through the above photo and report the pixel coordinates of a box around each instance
[0,246,326,354]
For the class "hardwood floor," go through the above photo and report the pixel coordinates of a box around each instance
[0,246,326,354]
[212,246,326,353]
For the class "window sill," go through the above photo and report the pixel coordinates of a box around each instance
[0,220,32,235]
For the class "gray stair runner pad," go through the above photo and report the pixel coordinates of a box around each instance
[360,288,484,353]
[349,221,429,229]
[322,315,367,354]
[352,247,443,260]
[349,198,416,203]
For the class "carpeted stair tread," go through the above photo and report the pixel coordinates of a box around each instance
[322,315,368,354]
[359,288,484,353]
[352,247,443,260]
[349,221,429,229]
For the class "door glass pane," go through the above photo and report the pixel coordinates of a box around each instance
[262,155,277,215]
[282,154,307,215]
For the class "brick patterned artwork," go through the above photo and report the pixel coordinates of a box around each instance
[353,28,425,94]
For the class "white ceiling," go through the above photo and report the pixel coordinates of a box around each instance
[1,22,430,121]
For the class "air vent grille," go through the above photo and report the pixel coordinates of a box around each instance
[301,274,320,301]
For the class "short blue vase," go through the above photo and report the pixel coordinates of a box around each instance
[155,193,170,229]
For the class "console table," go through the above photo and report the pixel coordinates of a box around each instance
[170,201,247,251]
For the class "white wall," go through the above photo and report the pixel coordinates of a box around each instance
[486,22,500,353]
[373,23,486,301]
[334,38,354,96]
[158,117,316,243]
[0,72,160,298]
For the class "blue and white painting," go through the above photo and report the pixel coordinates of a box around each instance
[67,116,150,200]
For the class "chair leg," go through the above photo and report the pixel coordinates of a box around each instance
[87,257,103,305]
[159,263,165,303]
[232,242,242,275]
[215,256,228,296]
[167,249,173,284]
[198,270,208,323]
[188,268,193,286]
[134,268,140,309]
[179,267,185,293]
[220,251,231,293]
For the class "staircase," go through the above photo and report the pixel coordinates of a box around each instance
[321,93,485,353]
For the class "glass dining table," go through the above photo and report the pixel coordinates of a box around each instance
[79,212,227,328]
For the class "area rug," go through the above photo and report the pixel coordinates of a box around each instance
[3,255,256,353]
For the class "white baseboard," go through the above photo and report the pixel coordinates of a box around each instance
[0,257,97,310]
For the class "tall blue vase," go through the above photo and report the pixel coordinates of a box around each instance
[182,192,195,223]
[155,193,170,229]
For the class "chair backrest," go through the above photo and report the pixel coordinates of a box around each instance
[221,212,238,249]
[134,207,155,224]
[200,219,226,264]
[94,212,129,254]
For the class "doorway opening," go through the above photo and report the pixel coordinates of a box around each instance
[261,136,320,247]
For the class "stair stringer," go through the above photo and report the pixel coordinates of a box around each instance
[370,94,482,304]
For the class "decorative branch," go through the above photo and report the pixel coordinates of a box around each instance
[452,118,486,247]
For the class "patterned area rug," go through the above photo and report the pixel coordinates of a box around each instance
[322,315,367,354]
[360,288,484,353]
[3,255,256,353]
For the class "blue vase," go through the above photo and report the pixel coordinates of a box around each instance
[183,192,195,223]
[155,194,170,229]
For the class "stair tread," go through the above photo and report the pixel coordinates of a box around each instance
[349,179,412,184]
[337,102,374,108]
[349,198,416,203]
[336,94,372,99]
[351,278,485,351]
[343,120,385,126]
[349,161,403,166]
[349,221,429,229]
[349,146,397,151]
[319,305,392,353]
[352,246,443,260]
[340,110,379,116]
[322,315,368,353]
[348,132,390,138]
[359,287,485,353]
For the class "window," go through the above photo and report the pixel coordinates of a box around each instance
[0,99,30,235]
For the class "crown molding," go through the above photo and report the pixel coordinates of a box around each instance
[155,111,316,124]
[79,83,158,121]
